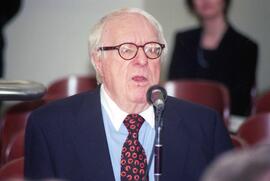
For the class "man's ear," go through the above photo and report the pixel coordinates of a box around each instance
[91,51,103,77]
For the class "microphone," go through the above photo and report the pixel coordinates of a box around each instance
[147,85,167,110]
[146,85,167,181]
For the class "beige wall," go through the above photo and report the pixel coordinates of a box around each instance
[145,0,270,94]
[4,0,143,85]
[4,0,270,94]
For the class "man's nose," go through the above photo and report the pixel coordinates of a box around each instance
[134,47,148,66]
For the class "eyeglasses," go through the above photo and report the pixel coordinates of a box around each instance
[98,42,165,60]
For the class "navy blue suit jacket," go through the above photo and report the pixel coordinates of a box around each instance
[24,88,232,181]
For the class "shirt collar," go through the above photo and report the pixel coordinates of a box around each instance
[100,84,155,131]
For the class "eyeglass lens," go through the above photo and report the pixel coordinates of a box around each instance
[119,43,163,60]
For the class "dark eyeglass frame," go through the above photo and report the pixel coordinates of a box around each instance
[97,42,165,60]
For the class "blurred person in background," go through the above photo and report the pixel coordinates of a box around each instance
[201,145,270,181]
[168,0,258,116]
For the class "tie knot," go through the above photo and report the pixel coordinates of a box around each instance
[123,114,145,134]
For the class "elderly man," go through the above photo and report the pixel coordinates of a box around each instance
[24,8,232,181]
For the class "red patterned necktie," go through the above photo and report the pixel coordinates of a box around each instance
[120,114,148,181]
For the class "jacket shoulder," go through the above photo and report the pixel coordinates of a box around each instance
[28,89,99,127]
[166,96,216,113]
[165,96,220,123]
[229,26,258,49]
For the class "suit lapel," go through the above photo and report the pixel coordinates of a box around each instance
[161,97,190,180]
[70,88,115,181]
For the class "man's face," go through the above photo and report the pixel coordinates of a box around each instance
[94,14,161,111]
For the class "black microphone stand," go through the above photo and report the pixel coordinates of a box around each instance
[145,85,167,181]
[154,105,164,181]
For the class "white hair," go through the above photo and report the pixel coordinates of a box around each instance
[88,7,168,84]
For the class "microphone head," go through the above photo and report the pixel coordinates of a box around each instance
[146,85,167,108]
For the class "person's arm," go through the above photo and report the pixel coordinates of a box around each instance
[24,112,55,179]
[231,41,258,116]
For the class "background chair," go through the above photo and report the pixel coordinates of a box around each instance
[163,79,230,126]
[237,113,270,145]
[45,75,97,100]
[4,130,25,163]
[0,100,45,165]
[0,157,24,180]
[254,90,270,114]
[230,134,248,149]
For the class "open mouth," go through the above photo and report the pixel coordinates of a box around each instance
[132,76,148,82]
[132,75,148,83]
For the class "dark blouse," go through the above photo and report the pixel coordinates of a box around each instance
[168,25,258,116]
